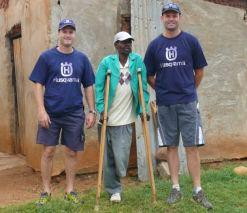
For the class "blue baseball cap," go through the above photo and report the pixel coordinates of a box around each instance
[162,3,181,15]
[58,19,76,30]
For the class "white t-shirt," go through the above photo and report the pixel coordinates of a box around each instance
[107,59,136,126]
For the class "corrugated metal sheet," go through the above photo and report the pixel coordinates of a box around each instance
[131,0,173,100]
[131,0,168,180]
[131,0,170,56]
[131,0,174,98]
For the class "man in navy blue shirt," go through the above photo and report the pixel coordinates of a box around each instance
[29,19,96,205]
[144,3,212,209]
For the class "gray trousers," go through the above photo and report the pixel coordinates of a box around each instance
[98,123,132,194]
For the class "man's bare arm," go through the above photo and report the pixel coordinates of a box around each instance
[84,85,96,128]
[34,83,51,128]
[147,76,155,89]
[195,68,204,89]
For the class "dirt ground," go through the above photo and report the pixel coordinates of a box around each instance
[0,164,139,207]
[1,158,246,207]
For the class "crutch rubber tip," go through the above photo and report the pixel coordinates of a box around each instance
[152,198,157,203]
[94,205,100,211]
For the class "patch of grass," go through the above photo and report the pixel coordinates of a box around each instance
[1,163,246,213]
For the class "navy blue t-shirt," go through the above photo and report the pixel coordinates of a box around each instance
[29,47,95,116]
[144,31,207,106]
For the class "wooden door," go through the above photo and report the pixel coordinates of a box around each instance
[13,38,26,155]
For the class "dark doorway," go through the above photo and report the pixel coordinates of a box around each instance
[7,24,26,155]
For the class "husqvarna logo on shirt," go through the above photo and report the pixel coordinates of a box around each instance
[160,46,186,69]
[52,62,79,83]
[166,46,177,61]
[61,62,73,77]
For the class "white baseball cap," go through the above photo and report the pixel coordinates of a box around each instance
[113,31,134,44]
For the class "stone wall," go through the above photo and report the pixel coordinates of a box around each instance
[1,0,246,175]
[0,0,50,156]
[0,0,19,153]
[181,0,247,160]
[0,0,135,174]
[132,0,247,161]
[0,0,50,163]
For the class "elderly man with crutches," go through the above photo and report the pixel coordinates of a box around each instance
[95,31,153,204]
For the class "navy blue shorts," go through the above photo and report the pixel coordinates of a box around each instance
[36,109,85,151]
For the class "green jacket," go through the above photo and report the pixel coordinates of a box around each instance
[95,52,149,116]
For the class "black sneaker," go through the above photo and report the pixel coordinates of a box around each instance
[193,190,213,210]
[167,188,182,204]
[64,191,84,204]
[35,192,51,206]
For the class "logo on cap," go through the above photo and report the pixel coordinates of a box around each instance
[59,19,76,30]
[162,3,181,15]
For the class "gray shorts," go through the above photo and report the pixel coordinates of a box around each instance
[37,109,85,151]
[157,101,205,147]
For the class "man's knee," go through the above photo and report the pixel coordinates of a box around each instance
[185,146,199,155]
[167,146,178,153]
[64,147,77,158]
[43,146,56,160]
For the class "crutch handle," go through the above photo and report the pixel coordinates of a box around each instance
[106,69,111,75]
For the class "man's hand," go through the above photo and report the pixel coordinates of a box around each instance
[140,113,150,122]
[38,109,51,128]
[86,112,96,129]
[98,112,108,124]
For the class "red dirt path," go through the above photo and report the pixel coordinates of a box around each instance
[0,165,138,207]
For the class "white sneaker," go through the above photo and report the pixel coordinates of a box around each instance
[110,193,121,202]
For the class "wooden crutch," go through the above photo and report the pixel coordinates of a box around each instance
[137,68,157,202]
[95,70,111,211]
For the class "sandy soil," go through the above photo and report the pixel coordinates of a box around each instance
[0,165,138,207]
